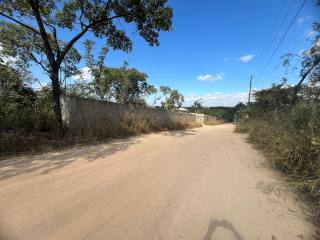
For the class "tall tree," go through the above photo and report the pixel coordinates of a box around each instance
[0,0,173,124]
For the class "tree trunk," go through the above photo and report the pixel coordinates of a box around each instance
[50,69,62,127]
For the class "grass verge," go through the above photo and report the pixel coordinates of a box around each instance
[0,115,202,158]
[235,117,320,224]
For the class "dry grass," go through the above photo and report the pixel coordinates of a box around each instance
[0,114,202,158]
[204,119,224,126]
[236,116,320,223]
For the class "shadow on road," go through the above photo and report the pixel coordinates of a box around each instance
[0,128,196,181]
[202,218,245,240]
[0,137,139,181]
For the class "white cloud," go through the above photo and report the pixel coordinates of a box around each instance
[184,92,248,107]
[297,16,311,25]
[238,54,255,63]
[197,73,225,81]
[73,66,93,82]
[0,46,18,64]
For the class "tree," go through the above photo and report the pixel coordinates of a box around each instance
[66,80,94,99]
[147,85,159,106]
[85,63,153,105]
[159,85,184,109]
[112,66,151,105]
[0,0,173,124]
[252,83,293,116]
[281,20,320,104]
[292,22,320,104]
[191,98,203,113]
[69,43,156,105]
[234,102,246,112]
[170,89,184,109]
[0,60,36,130]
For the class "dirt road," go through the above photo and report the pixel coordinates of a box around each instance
[0,124,317,240]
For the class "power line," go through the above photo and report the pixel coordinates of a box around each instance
[255,0,308,86]
[256,0,293,72]
[254,0,287,71]
[256,30,313,87]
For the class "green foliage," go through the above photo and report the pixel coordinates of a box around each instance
[252,82,293,115]
[0,62,36,130]
[191,99,203,113]
[0,61,53,132]
[67,65,155,106]
[236,17,320,214]
[159,85,184,109]
[0,0,173,122]
[205,107,235,122]
[187,103,241,122]
[236,86,320,215]
[66,80,94,99]
[113,67,150,105]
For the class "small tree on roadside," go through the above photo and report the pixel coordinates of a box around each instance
[191,98,203,113]
[0,0,173,125]
[147,85,159,106]
[281,21,320,104]
[159,85,184,110]
[112,66,151,106]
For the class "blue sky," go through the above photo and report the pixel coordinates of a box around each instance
[29,0,319,106]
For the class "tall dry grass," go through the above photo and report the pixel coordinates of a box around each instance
[0,113,202,157]
[236,104,320,222]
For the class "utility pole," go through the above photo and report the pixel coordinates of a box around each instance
[247,75,253,107]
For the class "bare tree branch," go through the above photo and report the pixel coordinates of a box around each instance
[27,50,50,74]
[292,57,320,104]
[57,14,127,66]
[44,21,61,59]
[0,12,40,35]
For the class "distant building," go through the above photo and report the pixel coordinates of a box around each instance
[176,107,189,112]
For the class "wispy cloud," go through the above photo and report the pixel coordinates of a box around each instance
[185,92,248,107]
[197,73,225,81]
[73,66,93,82]
[297,16,311,26]
[239,54,255,63]
[224,57,229,62]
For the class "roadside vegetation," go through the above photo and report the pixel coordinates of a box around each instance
[0,43,199,156]
[236,21,320,220]
[0,56,199,156]
[0,0,202,156]
[188,98,244,122]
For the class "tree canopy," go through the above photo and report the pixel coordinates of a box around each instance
[159,85,184,109]
[0,0,173,124]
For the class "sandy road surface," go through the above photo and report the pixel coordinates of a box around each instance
[0,124,317,240]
